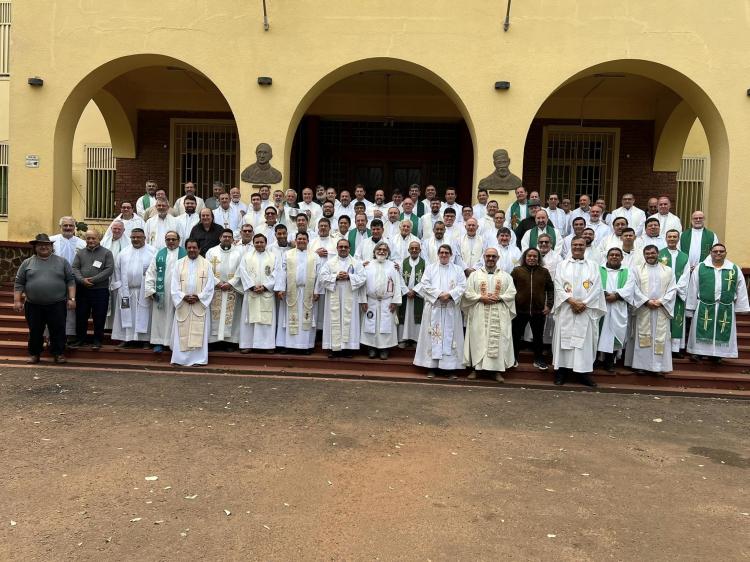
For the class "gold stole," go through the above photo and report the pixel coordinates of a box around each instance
[328,256,354,351]
[637,264,672,355]
[175,257,210,352]
[209,251,237,337]
[286,250,316,335]
[478,270,503,358]
[246,251,275,324]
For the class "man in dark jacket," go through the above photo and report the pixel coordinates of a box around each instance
[510,247,554,369]
[190,208,224,256]
[70,230,114,350]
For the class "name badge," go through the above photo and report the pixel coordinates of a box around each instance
[92,260,102,268]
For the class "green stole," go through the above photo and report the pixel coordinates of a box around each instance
[399,257,425,324]
[347,228,371,256]
[400,212,419,236]
[599,266,629,345]
[679,228,715,262]
[695,262,739,344]
[509,201,530,229]
[529,225,556,249]
[142,194,152,210]
[415,200,426,217]
[155,246,187,301]
[658,248,688,338]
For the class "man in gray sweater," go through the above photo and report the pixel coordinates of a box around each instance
[14,234,76,363]
[70,230,114,350]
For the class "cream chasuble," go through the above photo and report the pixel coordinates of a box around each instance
[170,255,215,366]
[318,255,367,351]
[206,245,242,343]
[111,244,156,342]
[462,268,516,371]
[360,260,402,349]
[237,249,277,350]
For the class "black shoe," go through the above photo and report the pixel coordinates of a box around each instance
[579,373,597,388]
[91,341,101,351]
[26,355,40,364]
[116,341,129,349]
[368,348,377,359]
[379,350,389,360]
[54,355,67,364]
[67,340,84,349]
[554,371,566,386]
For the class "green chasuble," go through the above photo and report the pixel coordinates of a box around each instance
[399,212,419,236]
[508,201,531,230]
[529,225,557,249]
[658,247,688,338]
[399,257,425,325]
[679,228,716,262]
[347,228,371,256]
[695,262,739,344]
[599,266,629,345]
[142,194,152,211]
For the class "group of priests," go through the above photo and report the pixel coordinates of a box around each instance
[48,180,748,383]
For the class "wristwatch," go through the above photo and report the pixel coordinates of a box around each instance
[68,297,76,301]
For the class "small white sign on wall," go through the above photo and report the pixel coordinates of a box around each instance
[25,155,39,168]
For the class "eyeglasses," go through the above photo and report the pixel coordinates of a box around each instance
[165,238,179,242]
[538,241,550,244]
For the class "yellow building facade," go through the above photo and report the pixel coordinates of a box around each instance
[2,1,744,259]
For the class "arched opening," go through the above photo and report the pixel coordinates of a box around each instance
[286,60,475,204]
[54,55,239,226]
[520,60,728,234]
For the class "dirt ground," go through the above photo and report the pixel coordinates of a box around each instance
[0,366,748,561]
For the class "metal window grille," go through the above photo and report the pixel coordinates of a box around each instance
[85,145,116,219]
[541,128,619,204]
[0,2,10,76]
[171,121,238,201]
[0,142,8,216]
[676,156,707,226]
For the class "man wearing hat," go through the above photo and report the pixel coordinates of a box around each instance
[14,234,77,363]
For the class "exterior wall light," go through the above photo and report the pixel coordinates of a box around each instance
[258,77,272,86]
[28,77,44,87]
[495,81,511,90]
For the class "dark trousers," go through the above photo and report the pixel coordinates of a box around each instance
[25,300,67,357]
[76,287,109,343]
[512,313,546,361]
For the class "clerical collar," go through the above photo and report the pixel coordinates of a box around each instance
[372,237,381,243]
[409,257,419,265]
[486,269,496,274]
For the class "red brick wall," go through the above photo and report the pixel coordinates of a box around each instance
[522,119,677,208]
[114,110,234,207]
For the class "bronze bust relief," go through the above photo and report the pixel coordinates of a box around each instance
[477,149,522,192]
[241,142,283,185]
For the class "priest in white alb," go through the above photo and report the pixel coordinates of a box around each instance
[552,236,607,387]
[237,233,278,353]
[111,228,156,347]
[170,239,216,366]
[625,245,677,374]
[318,238,367,358]
[145,198,179,250]
[275,232,320,353]
[360,241,402,360]
[413,244,467,379]
[144,230,186,353]
[206,229,243,349]
[102,219,130,330]
[398,240,425,348]
[597,247,637,372]
[462,248,517,382]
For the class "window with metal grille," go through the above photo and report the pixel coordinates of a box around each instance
[541,127,619,204]
[0,142,8,216]
[170,119,239,201]
[85,145,116,219]
[0,1,10,77]
[676,156,707,226]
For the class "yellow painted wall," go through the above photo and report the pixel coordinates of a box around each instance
[683,119,710,157]
[71,100,111,225]
[4,1,750,262]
